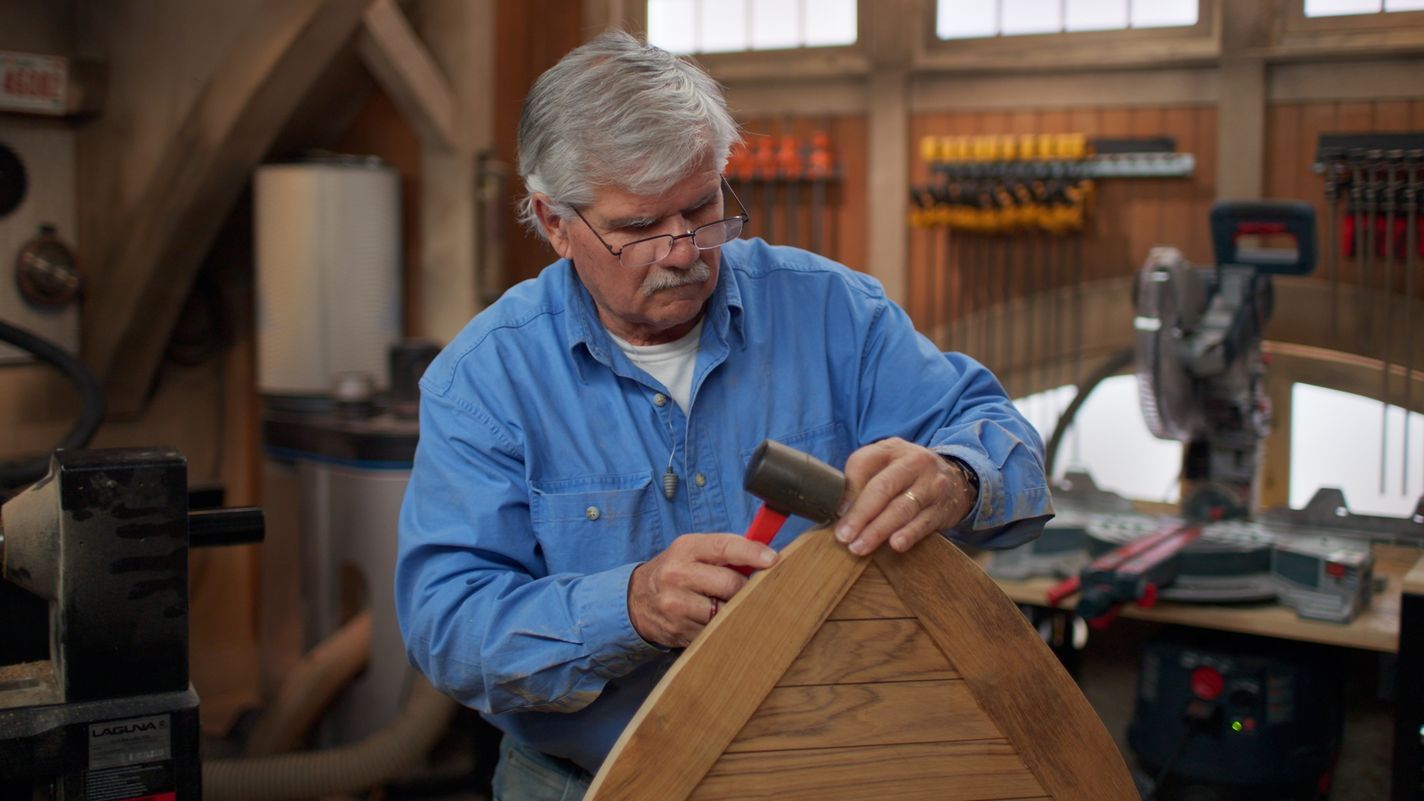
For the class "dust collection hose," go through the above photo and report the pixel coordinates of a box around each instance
[208,610,457,797]
[203,676,457,801]
[1043,346,1135,478]
[0,318,104,489]
[243,611,374,757]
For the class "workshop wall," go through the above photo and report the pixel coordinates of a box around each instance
[907,103,1218,359]
[737,114,869,273]
[1,0,280,734]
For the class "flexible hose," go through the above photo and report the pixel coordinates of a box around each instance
[0,318,105,489]
[243,611,374,757]
[205,673,456,801]
[1044,346,1135,478]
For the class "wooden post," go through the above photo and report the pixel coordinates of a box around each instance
[865,0,914,306]
[1216,0,1270,201]
[413,0,495,344]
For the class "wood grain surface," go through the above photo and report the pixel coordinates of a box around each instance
[827,562,910,619]
[586,527,1136,800]
[728,679,1003,752]
[778,618,958,686]
[877,537,1139,801]
[691,740,1045,801]
[583,528,867,801]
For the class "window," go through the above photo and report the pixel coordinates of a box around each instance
[1290,383,1423,518]
[1016,376,1184,504]
[936,0,1199,40]
[1304,0,1424,17]
[647,0,857,55]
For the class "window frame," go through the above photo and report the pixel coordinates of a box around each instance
[635,1,872,80]
[1292,0,1424,31]
[917,0,1220,71]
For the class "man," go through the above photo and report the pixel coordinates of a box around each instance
[396,29,1051,801]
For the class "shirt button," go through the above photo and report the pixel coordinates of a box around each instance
[653,393,668,407]
[695,473,707,488]
[585,506,600,521]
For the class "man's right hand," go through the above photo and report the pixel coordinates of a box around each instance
[628,533,777,648]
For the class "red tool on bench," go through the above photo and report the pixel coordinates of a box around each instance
[1046,522,1203,627]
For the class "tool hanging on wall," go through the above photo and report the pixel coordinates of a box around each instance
[726,125,841,255]
[807,130,833,253]
[909,133,1193,413]
[1315,135,1424,499]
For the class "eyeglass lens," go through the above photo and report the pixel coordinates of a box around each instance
[621,217,745,268]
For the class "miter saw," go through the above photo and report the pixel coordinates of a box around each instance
[1136,201,1314,521]
[991,201,1423,626]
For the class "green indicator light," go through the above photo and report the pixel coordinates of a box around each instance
[1231,720,1244,733]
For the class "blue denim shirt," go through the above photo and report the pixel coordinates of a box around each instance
[396,238,1051,773]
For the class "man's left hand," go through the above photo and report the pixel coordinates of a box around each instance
[833,438,977,555]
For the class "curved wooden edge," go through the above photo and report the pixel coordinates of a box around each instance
[875,536,1139,801]
[585,528,868,801]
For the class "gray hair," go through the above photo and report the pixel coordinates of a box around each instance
[516,29,740,239]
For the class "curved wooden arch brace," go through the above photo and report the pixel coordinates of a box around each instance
[586,529,1136,801]
[587,530,868,800]
[942,274,1424,411]
[84,0,373,415]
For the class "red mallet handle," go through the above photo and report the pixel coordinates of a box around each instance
[735,504,789,576]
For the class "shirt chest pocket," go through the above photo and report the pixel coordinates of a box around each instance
[529,472,662,574]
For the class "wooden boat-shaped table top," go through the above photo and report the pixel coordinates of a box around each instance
[585,528,1138,801]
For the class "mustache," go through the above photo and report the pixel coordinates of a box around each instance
[641,258,711,297]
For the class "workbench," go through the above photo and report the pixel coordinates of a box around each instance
[988,544,1424,800]
[985,543,1422,654]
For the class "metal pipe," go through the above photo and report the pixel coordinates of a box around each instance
[1322,147,1343,344]
[1404,150,1421,494]
[1349,149,1368,353]
[1381,152,1400,494]
[1361,149,1385,492]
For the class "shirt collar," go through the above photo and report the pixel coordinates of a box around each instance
[563,247,747,368]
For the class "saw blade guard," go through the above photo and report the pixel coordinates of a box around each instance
[1135,246,1207,442]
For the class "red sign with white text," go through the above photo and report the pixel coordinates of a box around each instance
[0,51,68,113]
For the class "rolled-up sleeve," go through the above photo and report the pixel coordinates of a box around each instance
[851,298,1052,549]
[395,386,663,715]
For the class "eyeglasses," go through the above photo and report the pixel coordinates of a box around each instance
[570,177,750,269]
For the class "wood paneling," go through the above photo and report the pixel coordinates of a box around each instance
[691,741,1044,801]
[729,679,1004,752]
[584,530,868,801]
[1264,99,1424,366]
[876,536,1140,801]
[827,562,907,619]
[587,527,1136,801]
[907,104,1216,385]
[778,619,958,687]
[734,114,868,274]
[494,0,583,287]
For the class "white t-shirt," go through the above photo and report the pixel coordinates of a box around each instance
[610,320,703,413]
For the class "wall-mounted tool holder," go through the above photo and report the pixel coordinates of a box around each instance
[911,134,1194,234]
[1315,133,1424,500]
[908,134,1196,431]
[726,129,841,253]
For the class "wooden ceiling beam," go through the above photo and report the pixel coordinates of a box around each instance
[356,0,459,153]
[83,0,373,416]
